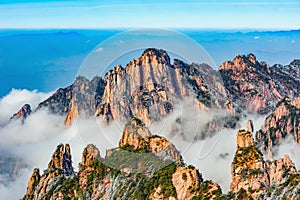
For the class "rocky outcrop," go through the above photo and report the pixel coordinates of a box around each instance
[48,143,73,176]
[256,96,300,157]
[23,144,73,200]
[10,104,31,122]
[23,119,224,200]
[247,119,254,133]
[64,99,79,126]
[219,54,300,114]
[172,165,202,199]
[119,117,183,164]
[81,144,100,167]
[231,129,298,198]
[38,76,105,126]
[23,168,40,200]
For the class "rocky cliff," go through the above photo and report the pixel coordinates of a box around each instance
[16,51,299,130]
[34,48,234,128]
[23,144,74,200]
[38,76,105,125]
[119,117,183,164]
[95,48,228,126]
[219,54,300,114]
[256,96,300,157]
[230,129,299,199]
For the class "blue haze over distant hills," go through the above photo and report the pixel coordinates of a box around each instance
[0,29,299,97]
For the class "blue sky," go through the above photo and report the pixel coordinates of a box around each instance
[1,0,300,29]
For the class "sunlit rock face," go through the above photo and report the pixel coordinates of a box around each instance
[219,54,300,114]
[119,117,183,164]
[230,129,298,199]
[23,144,74,200]
[35,48,230,127]
[256,96,300,157]
[96,48,227,126]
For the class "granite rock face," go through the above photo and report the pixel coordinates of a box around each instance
[35,48,231,128]
[230,129,298,199]
[47,143,73,176]
[23,144,74,200]
[119,117,183,164]
[256,96,300,157]
[219,54,300,114]
[38,76,105,126]
[95,48,227,126]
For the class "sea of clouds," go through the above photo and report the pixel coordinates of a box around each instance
[0,89,299,199]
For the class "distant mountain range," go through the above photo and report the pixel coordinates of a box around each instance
[1,29,299,97]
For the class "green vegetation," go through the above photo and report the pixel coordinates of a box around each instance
[131,163,177,199]
[232,145,263,166]
[105,148,172,173]
[190,180,223,200]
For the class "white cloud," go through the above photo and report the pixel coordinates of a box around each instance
[273,135,300,169]
[95,47,104,52]
[0,89,52,126]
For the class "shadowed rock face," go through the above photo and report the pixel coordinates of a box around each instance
[256,96,300,157]
[10,104,32,122]
[48,143,73,176]
[231,129,298,199]
[38,76,105,125]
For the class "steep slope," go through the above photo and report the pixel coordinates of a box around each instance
[219,54,300,114]
[256,96,300,157]
[95,48,228,126]
[23,118,223,200]
[23,144,73,200]
[15,51,299,128]
[37,76,105,125]
[230,129,298,199]
[34,48,231,127]
[9,104,32,123]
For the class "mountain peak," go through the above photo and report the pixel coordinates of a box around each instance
[81,144,100,167]
[236,129,254,148]
[139,48,170,65]
[48,143,73,176]
[119,117,183,164]
[9,103,31,122]
[119,117,152,149]
[247,53,257,65]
